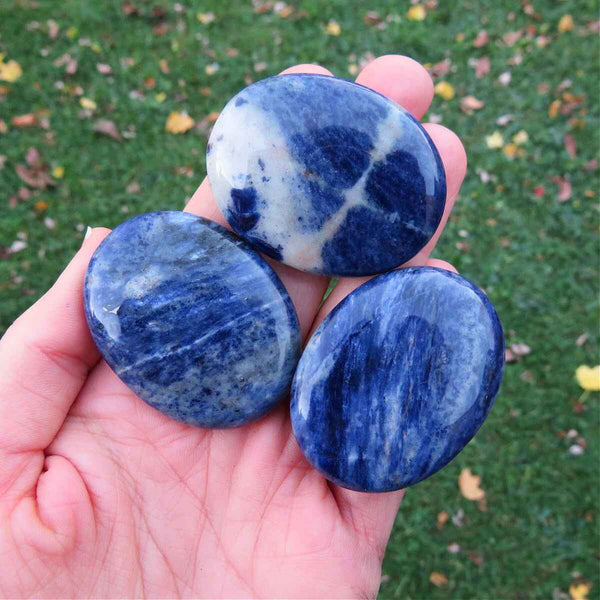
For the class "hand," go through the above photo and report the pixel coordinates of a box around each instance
[0,56,466,599]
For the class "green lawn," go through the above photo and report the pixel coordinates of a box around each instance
[1,1,598,598]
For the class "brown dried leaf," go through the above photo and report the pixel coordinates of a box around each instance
[468,552,484,565]
[576,332,589,346]
[458,468,485,501]
[12,113,36,127]
[460,95,485,114]
[473,30,489,47]
[475,56,490,78]
[97,63,112,74]
[94,119,122,141]
[437,510,449,530]
[552,175,572,201]
[564,134,577,158]
[428,58,452,78]
[65,59,78,75]
[364,11,382,24]
[503,29,523,45]
[26,147,41,166]
[430,572,449,587]
[15,164,54,188]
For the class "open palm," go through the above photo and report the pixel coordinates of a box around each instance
[0,57,466,599]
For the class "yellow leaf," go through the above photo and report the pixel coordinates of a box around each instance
[197,12,215,24]
[165,111,194,134]
[66,26,78,39]
[512,130,529,145]
[434,81,455,100]
[325,20,341,35]
[456,32,465,42]
[52,166,65,179]
[0,59,23,83]
[429,572,448,587]
[575,366,600,391]
[348,64,358,76]
[458,468,485,500]
[558,14,574,33]
[548,99,561,118]
[80,97,97,110]
[407,5,427,21]
[154,92,166,103]
[503,143,518,158]
[570,582,591,600]
[486,131,504,149]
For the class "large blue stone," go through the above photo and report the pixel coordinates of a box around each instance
[290,267,504,492]
[207,74,446,277]
[84,211,301,428]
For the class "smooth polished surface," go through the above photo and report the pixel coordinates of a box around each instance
[291,267,504,492]
[207,74,446,276]
[84,211,301,428]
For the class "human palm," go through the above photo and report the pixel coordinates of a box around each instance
[0,57,466,599]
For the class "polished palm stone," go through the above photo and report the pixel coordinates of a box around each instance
[207,74,446,277]
[84,211,301,428]
[290,267,504,492]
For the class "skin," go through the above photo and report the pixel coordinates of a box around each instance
[0,56,466,599]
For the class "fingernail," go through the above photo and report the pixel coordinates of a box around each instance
[83,226,92,243]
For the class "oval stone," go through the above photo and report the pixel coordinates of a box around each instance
[207,74,446,277]
[84,211,301,428]
[290,267,504,492]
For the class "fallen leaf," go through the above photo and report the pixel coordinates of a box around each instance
[496,114,515,126]
[548,99,561,118]
[325,19,341,35]
[47,19,59,39]
[458,468,485,501]
[254,61,267,72]
[437,510,449,530]
[552,176,572,201]
[52,165,64,179]
[447,543,461,553]
[558,14,574,33]
[511,343,531,357]
[97,63,112,74]
[197,12,215,24]
[144,77,156,89]
[205,63,219,75]
[536,35,552,47]
[0,59,23,82]
[569,444,585,455]
[503,30,523,45]
[428,58,452,78]
[583,159,598,171]
[460,95,484,114]
[0,154,6,168]
[468,551,484,565]
[159,58,170,73]
[452,508,465,527]
[456,32,465,42]
[407,5,426,21]
[534,185,545,197]
[65,58,78,75]
[15,164,54,188]
[576,332,589,346]
[8,240,27,254]
[538,82,550,94]
[44,217,56,230]
[94,119,122,141]
[126,181,140,193]
[434,81,454,100]
[498,71,511,86]
[475,56,490,78]
[513,130,529,145]
[363,11,381,25]
[486,131,504,149]
[165,111,194,134]
[226,48,239,57]
[429,572,448,587]
[520,370,535,383]
[26,147,40,165]
[569,582,591,600]
[473,30,489,47]
[80,97,97,110]
[34,200,48,213]
[154,92,166,103]
[564,134,577,157]
[575,366,600,391]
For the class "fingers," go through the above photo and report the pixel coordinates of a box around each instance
[0,228,109,492]
[356,55,434,119]
[185,63,334,340]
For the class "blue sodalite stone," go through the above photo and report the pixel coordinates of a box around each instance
[290,267,504,492]
[84,211,301,428]
[207,74,446,277]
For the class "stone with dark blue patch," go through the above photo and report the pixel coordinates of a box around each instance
[207,74,446,276]
[290,267,504,492]
[84,211,301,428]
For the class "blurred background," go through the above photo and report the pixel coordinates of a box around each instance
[0,1,598,598]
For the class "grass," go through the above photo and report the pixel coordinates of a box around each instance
[1,0,598,598]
